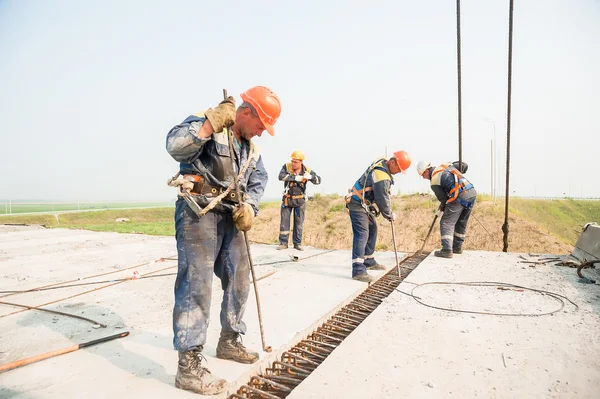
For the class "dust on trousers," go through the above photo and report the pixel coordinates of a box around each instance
[172,199,250,351]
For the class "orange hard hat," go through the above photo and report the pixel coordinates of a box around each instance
[240,86,281,136]
[393,150,411,174]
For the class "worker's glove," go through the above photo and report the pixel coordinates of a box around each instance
[435,209,443,218]
[303,172,312,180]
[294,175,304,182]
[232,202,254,232]
[204,96,236,133]
[388,212,397,222]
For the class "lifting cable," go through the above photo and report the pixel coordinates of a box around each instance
[455,0,464,172]
[502,0,515,252]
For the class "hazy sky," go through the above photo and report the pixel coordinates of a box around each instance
[1,0,598,202]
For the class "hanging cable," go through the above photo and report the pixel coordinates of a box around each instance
[502,0,515,252]
[455,0,464,171]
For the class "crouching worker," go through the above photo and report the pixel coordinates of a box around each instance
[417,160,476,258]
[345,151,411,282]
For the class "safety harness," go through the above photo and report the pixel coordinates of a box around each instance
[345,157,391,218]
[432,165,474,208]
[282,163,311,207]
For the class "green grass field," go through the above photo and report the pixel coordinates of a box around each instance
[0,202,173,215]
[1,197,599,248]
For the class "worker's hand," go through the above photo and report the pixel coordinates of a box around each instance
[294,175,304,182]
[388,212,397,222]
[233,202,254,232]
[303,172,312,180]
[435,209,443,218]
[204,96,236,133]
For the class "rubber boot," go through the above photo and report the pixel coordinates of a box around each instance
[216,331,259,364]
[175,348,227,395]
[277,244,288,250]
[453,246,463,254]
[352,272,376,283]
[434,249,453,258]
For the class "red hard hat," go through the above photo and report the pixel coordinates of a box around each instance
[240,86,281,136]
[393,150,412,174]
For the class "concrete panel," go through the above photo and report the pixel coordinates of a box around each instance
[0,226,402,398]
[573,222,600,261]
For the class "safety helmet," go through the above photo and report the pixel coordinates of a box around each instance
[393,150,411,174]
[416,160,431,176]
[240,86,281,136]
[291,150,305,161]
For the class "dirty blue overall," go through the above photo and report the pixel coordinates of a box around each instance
[346,159,394,278]
[431,164,476,251]
[166,113,267,352]
[277,163,321,246]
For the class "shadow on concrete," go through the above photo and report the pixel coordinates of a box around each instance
[16,304,174,387]
[550,264,600,315]
[0,387,37,399]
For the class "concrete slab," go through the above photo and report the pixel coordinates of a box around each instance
[0,226,402,398]
[574,222,600,261]
[289,251,600,398]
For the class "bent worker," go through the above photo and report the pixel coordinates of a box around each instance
[277,150,322,251]
[165,86,281,395]
[345,151,411,282]
[416,160,476,258]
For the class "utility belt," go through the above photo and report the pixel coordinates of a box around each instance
[182,174,243,204]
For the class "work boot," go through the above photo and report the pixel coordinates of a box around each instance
[216,331,259,364]
[352,272,376,283]
[366,262,386,271]
[434,249,453,258]
[277,244,288,250]
[453,246,463,254]
[175,348,227,395]
[293,244,304,251]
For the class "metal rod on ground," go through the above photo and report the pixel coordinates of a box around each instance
[390,221,400,277]
[223,88,272,353]
[0,300,106,327]
[420,214,439,253]
[0,332,129,373]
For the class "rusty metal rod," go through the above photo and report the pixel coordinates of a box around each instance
[0,331,129,373]
[251,376,293,392]
[390,220,401,276]
[0,301,106,327]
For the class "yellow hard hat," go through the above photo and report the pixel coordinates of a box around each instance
[291,150,305,161]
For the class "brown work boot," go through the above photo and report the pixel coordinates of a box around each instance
[293,244,304,251]
[175,348,227,395]
[216,331,259,364]
[434,249,453,258]
[352,272,376,283]
[276,244,288,250]
[453,246,463,254]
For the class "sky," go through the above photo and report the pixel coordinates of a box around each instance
[0,0,599,202]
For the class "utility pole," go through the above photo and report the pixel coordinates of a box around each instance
[484,118,497,202]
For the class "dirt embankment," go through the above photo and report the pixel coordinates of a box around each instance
[250,195,574,254]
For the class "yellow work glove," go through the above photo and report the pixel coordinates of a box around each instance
[205,96,236,133]
[232,202,254,232]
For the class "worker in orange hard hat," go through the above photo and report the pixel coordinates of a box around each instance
[165,86,281,395]
[345,150,411,282]
[277,150,322,251]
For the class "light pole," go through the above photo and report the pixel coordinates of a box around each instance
[484,118,497,202]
